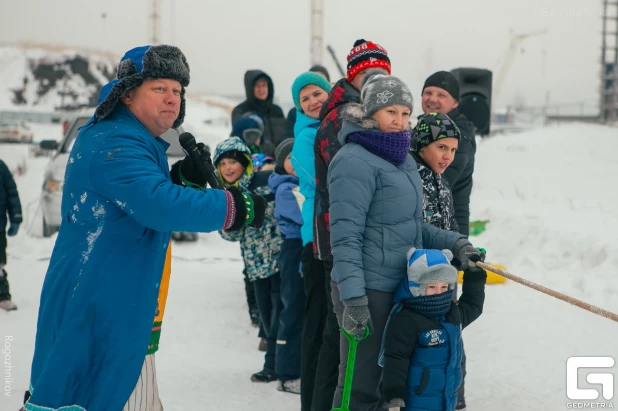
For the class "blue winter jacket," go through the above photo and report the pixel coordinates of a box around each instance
[328,106,464,301]
[290,111,319,245]
[26,105,229,411]
[268,171,302,239]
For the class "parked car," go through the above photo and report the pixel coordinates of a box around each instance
[39,114,195,240]
[0,121,34,143]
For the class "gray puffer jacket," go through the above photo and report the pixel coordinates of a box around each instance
[328,104,464,301]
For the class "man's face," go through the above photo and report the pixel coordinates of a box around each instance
[421,86,459,114]
[253,78,269,100]
[350,69,369,91]
[122,79,182,136]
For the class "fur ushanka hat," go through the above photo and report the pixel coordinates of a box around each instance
[96,45,190,129]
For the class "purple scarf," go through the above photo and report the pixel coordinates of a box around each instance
[347,129,411,166]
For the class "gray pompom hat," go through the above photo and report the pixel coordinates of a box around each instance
[95,45,190,129]
[360,70,414,117]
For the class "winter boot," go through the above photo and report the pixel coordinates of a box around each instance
[0,269,15,310]
[251,368,277,383]
[258,337,267,352]
[277,378,301,394]
[455,399,467,410]
[0,299,17,311]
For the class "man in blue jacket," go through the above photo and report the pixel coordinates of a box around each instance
[24,45,265,411]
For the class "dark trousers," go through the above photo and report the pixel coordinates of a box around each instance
[458,341,467,402]
[0,231,9,301]
[244,267,265,339]
[332,285,393,411]
[276,238,305,380]
[300,244,327,411]
[312,261,340,411]
[253,274,282,372]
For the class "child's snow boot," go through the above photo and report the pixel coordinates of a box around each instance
[251,368,277,383]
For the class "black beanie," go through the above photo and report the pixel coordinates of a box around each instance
[422,71,460,101]
[309,64,331,82]
[215,150,250,169]
[275,138,294,168]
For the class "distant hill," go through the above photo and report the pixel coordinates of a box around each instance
[0,44,118,111]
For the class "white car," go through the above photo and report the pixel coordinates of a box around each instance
[0,121,34,143]
[39,114,193,239]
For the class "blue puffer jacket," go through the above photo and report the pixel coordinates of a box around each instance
[215,137,282,281]
[290,111,319,245]
[0,159,22,231]
[26,105,229,411]
[268,171,302,239]
[328,106,464,301]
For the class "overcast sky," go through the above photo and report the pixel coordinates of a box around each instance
[0,0,605,114]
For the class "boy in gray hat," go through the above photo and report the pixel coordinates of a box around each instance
[381,248,487,411]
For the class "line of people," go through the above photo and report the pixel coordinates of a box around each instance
[221,39,485,411]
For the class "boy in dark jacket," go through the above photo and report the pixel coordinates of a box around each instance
[268,138,305,394]
[0,159,22,311]
[381,248,486,411]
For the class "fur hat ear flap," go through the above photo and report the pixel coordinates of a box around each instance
[117,59,138,78]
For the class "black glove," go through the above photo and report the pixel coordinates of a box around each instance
[225,186,267,231]
[170,143,213,189]
[453,239,482,270]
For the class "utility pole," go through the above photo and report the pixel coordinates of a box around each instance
[600,0,618,122]
[310,0,324,66]
[149,0,161,45]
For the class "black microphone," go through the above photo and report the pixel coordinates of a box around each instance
[178,132,223,189]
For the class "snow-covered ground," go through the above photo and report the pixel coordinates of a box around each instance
[2,123,618,410]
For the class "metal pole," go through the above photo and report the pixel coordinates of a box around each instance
[327,45,346,78]
[150,0,160,45]
[310,0,324,66]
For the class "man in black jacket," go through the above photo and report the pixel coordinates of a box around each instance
[231,70,286,146]
[421,71,477,237]
[0,159,22,311]
[420,71,477,410]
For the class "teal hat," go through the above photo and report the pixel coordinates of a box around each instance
[291,72,332,112]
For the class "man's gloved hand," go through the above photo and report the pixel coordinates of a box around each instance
[342,296,372,340]
[170,143,213,189]
[383,398,405,409]
[453,238,482,270]
[225,186,267,231]
[7,224,19,237]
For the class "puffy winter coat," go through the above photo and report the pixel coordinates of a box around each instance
[314,78,360,261]
[382,268,486,411]
[215,137,282,281]
[290,111,320,246]
[0,159,22,231]
[268,170,302,239]
[411,152,459,232]
[442,108,476,236]
[328,106,464,301]
[27,105,229,411]
[231,70,286,146]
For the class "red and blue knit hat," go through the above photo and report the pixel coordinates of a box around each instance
[346,39,391,83]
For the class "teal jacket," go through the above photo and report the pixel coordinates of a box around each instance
[290,111,320,246]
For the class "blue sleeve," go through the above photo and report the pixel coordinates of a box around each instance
[328,152,375,301]
[90,132,228,233]
[291,128,316,193]
[276,183,303,226]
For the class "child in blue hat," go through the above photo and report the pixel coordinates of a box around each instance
[381,248,487,411]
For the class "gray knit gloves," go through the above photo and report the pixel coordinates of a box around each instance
[453,238,482,270]
[342,296,372,340]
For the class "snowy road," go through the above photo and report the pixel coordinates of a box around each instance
[2,123,618,411]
